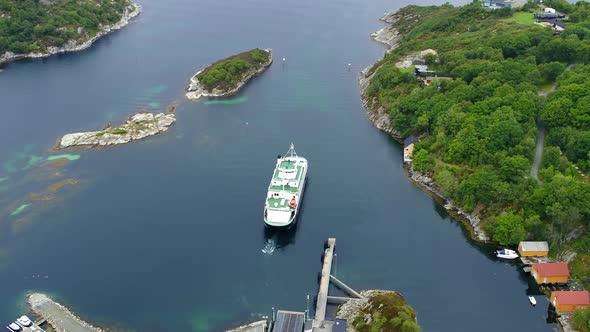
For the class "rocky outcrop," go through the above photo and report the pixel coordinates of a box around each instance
[56,112,176,149]
[358,10,402,139]
[185,49,273,101]
[336,290,418,332]
[409,167,489,241]
[0,1,141,66]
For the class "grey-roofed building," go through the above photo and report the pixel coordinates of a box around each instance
[518,241,549,257]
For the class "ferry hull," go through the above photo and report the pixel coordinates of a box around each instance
[264,175,306,228]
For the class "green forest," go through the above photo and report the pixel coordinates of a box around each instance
[197,48,270,91]
[367,1,590,287]
[0,0,131,55]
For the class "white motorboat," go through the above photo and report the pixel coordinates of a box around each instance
[529,296,537,306]
[7,322,21,331]
[496,248,519,259]
[16,316,32,327]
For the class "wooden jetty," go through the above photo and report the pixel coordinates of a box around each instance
[314,238,336,323]
[311,238,362,330]
[227,237,360,332]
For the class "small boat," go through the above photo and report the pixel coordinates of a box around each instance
[7,322,21,331]
[264,143,308,228]
[16,316,32,327]
[529,296,537,306]
[496,248,519,259]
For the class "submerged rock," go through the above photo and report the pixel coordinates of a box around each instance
[56,112,176,149]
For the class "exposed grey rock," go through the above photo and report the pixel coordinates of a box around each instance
[0,1,141,66]
[57,112,176,149]
[186,49,273,101]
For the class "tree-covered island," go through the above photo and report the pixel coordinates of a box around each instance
[185,48,272,100]
[364,0,590,291]
[0,0,141,65]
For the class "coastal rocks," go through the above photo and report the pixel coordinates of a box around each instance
[370,27,400,50]
[359,65,401,139]
[336,290,418,332]
[409,167,490,242]
[185,49,273,101]
[27,293,103,332]
[0,1,141,66]
[56,112,176,149]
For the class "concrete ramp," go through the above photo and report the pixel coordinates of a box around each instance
[27,293,102,332]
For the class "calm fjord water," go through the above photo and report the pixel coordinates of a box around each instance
[0,0,554,330]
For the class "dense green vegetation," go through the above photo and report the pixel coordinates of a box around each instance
[352,292,420,332]
[95,128,127,136]
[573,308,590,332]
[197,48,270,91]
[0,0,130,55]
[367,1,590,285]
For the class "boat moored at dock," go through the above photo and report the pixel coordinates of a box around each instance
[264,143,307,228]
[496,249,519,260]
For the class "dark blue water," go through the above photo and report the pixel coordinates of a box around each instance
[0,0,555,331]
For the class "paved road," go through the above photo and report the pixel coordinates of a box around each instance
[531,121,545,180]
[532,65,573,180]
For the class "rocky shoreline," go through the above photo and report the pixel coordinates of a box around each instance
[361,10,489,242]
[56,112,176,149]
[27,293,103,332]
[0,1,141,66]
[336,290,418,332]
[185,49,273,101]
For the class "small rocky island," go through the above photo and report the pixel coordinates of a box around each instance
[337,290,421,332]
[186,48,272,100]
[56,112,176,149]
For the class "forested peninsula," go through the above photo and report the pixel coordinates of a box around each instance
[364,0,590,295]
[0,0,140,66]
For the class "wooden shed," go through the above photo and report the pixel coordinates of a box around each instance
[531,262,569,284]
[518,241,549,257]
[550,291,590,313]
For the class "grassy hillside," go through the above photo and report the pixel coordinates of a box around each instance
[0,0,132,55]
[367,0,590,286]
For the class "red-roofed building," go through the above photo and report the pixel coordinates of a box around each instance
[531,262,569,284]
[551,291,590,313]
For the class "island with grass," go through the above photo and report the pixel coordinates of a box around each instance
[56,112,175,149]
[0,0,141,66]
[185,48,272,100]
[337,290,420,332]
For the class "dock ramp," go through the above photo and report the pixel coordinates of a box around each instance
[273,310,305,332]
